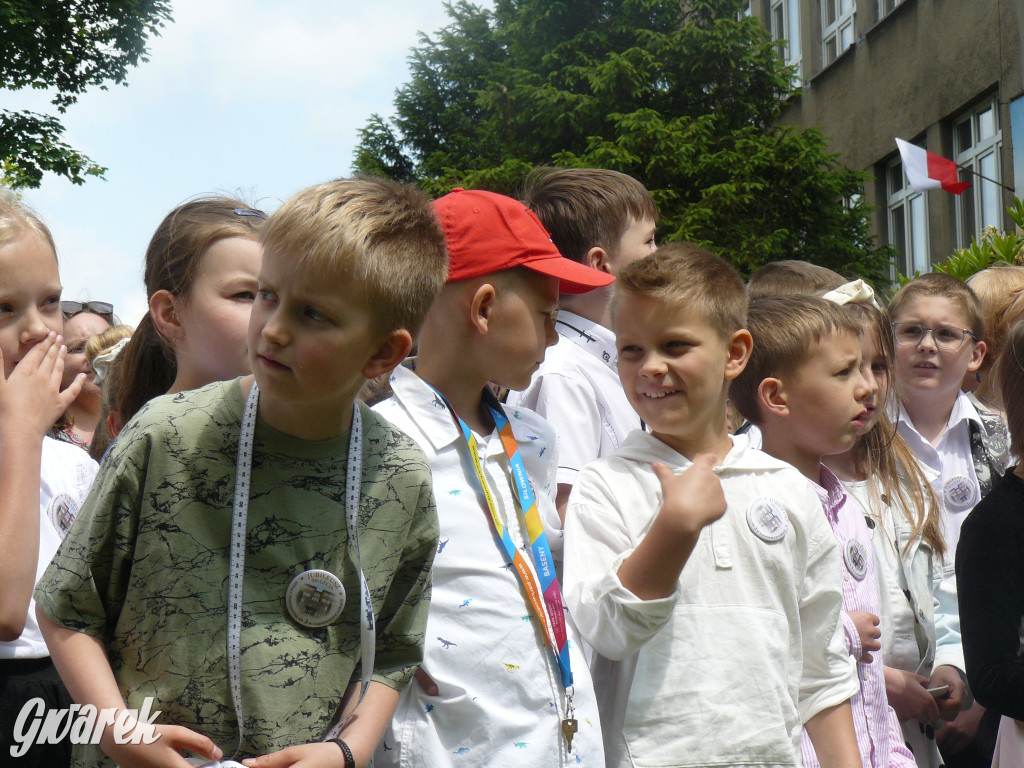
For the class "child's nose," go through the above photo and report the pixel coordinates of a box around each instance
[639,353,667,376]
[544,320,558,349]
[855,368,876,400]
[19,309,52,347]
[916,328,938,351]
[260,309,288,344]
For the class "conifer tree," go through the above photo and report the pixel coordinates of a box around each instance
[356,0,890,280]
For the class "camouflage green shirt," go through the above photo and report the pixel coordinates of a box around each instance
[35,379,438,766]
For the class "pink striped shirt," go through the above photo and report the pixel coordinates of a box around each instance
[801,465,916,768]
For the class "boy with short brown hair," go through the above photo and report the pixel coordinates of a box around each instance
[508,168,657,516]
[732,294,917,768]
[564,247,861,768]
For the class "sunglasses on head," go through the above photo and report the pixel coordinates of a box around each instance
[61,300,114,319]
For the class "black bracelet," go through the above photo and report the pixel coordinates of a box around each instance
[328,737,355,768]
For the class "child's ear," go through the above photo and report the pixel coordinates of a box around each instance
[150,290,182,342]
[757,377,789,418]
[363,329,414,380]
[967,339,987,372]
[724,329,753,381]
[469,283,498,335]
[583,246,611,274]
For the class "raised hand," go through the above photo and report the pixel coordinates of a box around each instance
[0,332,84,440]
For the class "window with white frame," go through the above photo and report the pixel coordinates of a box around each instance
[954,98,1003,246]
[769,0,802,82]
[886,155,930,276]
[878,0,904,19]
[821,0,855,65]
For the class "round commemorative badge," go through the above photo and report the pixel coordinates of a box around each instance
[843,538,869,581]
[46,493,78,540]
[746,498,789,543]
[286,569,346,628]
[943,475,976,512]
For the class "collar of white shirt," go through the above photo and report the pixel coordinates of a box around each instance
[388,363,468,453]
[554,310,618,373]
[896,390,987,444]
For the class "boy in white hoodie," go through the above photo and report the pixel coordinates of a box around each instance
[563,242,862,768]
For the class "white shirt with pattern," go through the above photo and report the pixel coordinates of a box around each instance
[374,364,603,768]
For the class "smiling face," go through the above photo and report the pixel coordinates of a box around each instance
[781,331,876,459]
[891,294,985,411]
[0,233,63,377]
[615,293,748,458]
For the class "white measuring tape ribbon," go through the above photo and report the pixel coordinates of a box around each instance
[226,383,375,757]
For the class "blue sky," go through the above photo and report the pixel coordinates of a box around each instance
[12,0,459,326]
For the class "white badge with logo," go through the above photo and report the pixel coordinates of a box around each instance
[747,498,789,542]
[943,475,976,512]
[46,493,78,540]
[286,569,346,628]
[844,538,869,580]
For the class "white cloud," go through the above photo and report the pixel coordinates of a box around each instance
[13,1,473,338]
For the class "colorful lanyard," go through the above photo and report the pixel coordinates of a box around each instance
[430,385,573,691]
[227,383,375,757]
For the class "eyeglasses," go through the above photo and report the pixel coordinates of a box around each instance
[61,300,114,319]
[892,322,977,351]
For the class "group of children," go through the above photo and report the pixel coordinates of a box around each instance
[0,164,1019,768]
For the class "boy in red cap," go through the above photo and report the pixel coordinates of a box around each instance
[374,188,610,768]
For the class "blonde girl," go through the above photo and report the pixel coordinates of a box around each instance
[0,192,96,766]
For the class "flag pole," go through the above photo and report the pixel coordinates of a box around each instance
[956,163,1015,193]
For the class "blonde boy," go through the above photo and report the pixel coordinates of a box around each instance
[731,295,917,768]
[564,244,861,768]
[35,178,447,768]
[889,273,1009,766]
[374,188,610,768]
[507,168,657,516]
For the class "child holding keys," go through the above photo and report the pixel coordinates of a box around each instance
[375,188,609,767]
[35,178,447,768]
[0,192,97,767]
[564,244,861,768]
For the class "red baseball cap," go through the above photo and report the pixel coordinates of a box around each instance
[432,188,615,294]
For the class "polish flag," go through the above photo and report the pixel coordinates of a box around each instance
[895,138,971,195]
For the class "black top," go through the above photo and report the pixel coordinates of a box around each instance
[957,468,1024,719]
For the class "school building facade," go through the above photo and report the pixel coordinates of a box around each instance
[747,0,1024,278]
